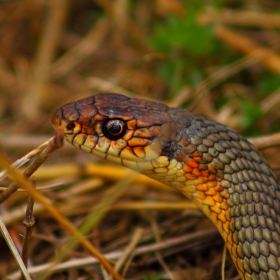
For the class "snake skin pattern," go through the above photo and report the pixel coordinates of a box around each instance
[52,93,280,280]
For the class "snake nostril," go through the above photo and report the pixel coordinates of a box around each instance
[66,122,76,130]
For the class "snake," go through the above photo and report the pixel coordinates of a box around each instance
[51,93,280,280]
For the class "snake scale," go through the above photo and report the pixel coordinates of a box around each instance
[52,93,280,280]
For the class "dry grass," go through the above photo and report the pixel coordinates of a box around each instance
[0,1,280,279]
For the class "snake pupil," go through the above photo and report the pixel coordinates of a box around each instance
[103,119,126,140]
[66,122,76,130]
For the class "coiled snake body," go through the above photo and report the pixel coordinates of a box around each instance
[52,93,280,280]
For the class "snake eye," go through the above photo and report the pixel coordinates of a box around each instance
[103,119,127,140]
[66,122,76,130]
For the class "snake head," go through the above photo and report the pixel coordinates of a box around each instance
[51,93,179,172]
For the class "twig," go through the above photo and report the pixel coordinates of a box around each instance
[114,227,144,273]
[149,215,174,280]
[21,179,36,280]
[248,132,280,150]
[50,17,110,79]
[215,25,280,74]
[221,244,227,280]
[0,216,31,280]
[0,136,54,182]
[0,131,63,204]
[0,135,74,151]
[28,162,172,191]
[22,0,68,121]
[199,8,280,28]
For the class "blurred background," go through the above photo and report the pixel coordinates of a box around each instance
[0,0,280,279]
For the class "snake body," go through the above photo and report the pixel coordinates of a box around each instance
[52,93,280,280]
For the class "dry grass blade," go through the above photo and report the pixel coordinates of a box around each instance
[32,162,171,191]
[215,25,280,74]
[0,136,54,181]
[21,179,36,280]
[0,132,63,204]
[169,56,256,109]
[221,244,227,280]
[22,0,68,121]
[8,227,217,279]
[113,228,144,273]
[51,17,110,79]
[36,173,135,280]
[0,148,123,280]
[2,201,198,228]
[199,8,280,28]
[87,77,134,96]
[248,132,280,150]
[0,216,31,280]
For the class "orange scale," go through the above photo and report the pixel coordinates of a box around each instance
[219,200,229,211]
[184,173,198,180]
[217,212,227,223]
[81,125,95,135]
[133,147,145,158]
[93,114,107,121]
[206,181,217,188]
[225,210,231,222]
[182,164,193,173]
[207,165,217,174]
[220,179,231,189]
[236,245,244,260]
[210,203,222,215]
[198,164,207,170]
[227,233,233,245]
[195,184,208,192]
[203,196,216,206]
[213,183,223,191]
[187,160,199,168]
[192,151,202,157]
[126,119,137,130]
[208,174,217,181]
[229,221,235,233]
[219,190,230,200]
[212,193,223,203]
[200,170,209,177]
[226,198,234,208]
[192,168,201,176]
[222,221,230,234]
[123,130,134,141]
[128,137,150,147]
[208,209,218,224]
[230,245,238,259]
[193,157,202,163]
[198,176,208,184]
[205,188,217,196]
[196,190,207,200]
[236,258,245,274]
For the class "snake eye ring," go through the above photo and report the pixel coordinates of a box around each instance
[102,119,127,140]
